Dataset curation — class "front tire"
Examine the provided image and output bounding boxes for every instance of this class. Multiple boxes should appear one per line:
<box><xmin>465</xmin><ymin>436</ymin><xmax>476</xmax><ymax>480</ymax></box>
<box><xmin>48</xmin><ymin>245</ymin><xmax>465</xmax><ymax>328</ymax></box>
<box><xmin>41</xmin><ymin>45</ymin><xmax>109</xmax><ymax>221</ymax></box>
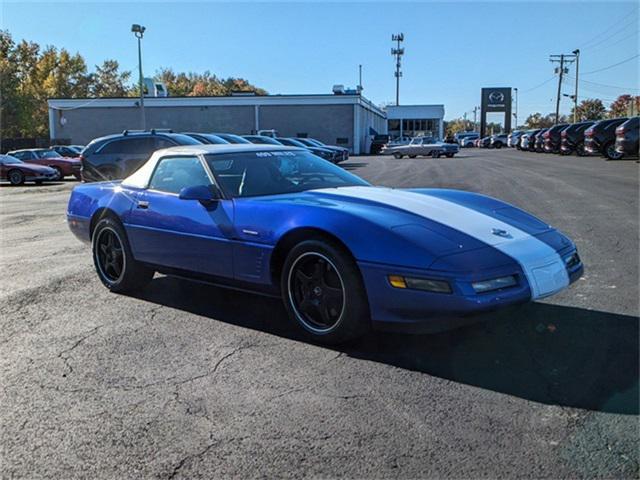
<box><xmin>393</xmin><ymin>152</ymin><xmax>403</xmax><ymax>159</ymax></box>
<box><xmin>52</xmin><ymin>166</ymin><xmax>64</xmax><ymax>180</ymax></box>
<box><xmin>8</xmin><ymin>170</ymin><xmax>24</xmax><ymax>186</ymax></box>
<box><xmin>92</xmin><ymin>218</ymin><xmax>154</xmax><ymax>293</ymax></box>
<box><xmin>575</xmin><ymin>141</ymin><xmax>587</xmax><ymax>157</ymax></box>
<box><xmin>281</xmin><ymin>240</ymin><xmax>370</xmax><ymax>344</ymax></box>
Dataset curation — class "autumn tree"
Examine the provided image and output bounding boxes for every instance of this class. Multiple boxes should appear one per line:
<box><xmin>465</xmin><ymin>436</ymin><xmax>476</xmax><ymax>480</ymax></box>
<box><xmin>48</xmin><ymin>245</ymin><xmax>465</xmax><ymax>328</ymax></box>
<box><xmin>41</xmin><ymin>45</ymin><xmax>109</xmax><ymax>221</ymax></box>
<box><xmin>91</xmin><ymin>60</ymin><xmax>131</xmax><ymax>97</ymax></box>
<box><xmin>570</xmin><ymin>98</ymin><xmax>606</xmax><ymax>122</ymax></box>
<box><xmin>608</xmin><ymin>94</ymin><xmax>640</xmax><ymax>118</ymax></box>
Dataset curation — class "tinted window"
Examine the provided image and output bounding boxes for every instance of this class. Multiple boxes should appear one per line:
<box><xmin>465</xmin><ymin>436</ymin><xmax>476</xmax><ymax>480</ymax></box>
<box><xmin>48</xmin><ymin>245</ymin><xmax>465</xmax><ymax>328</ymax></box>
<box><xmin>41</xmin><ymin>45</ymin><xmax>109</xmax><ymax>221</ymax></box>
<box><xmin>12</xmin><ymin>151</ymin><xmax>31</xmax><ymax>160</ymax></box>
<box><xmin>100</xmin><ymin>137</ymin><xmax>155</xmax><ymax>155</ymax></box>
<box><xmin>154</xmin><ymin>137</ymin><xmax>177</xmax><ymax>149</ymax></box>
<box><xmin>37</xmin><ymin>150</ymin><xmax>62</xmax><ymax>158</ymax></box>
<box><xmin>149</xmin><ymin>156</ymin><xmax>211</xmax><ymax>194</ymax></box>
<box><xmin>165</xmin><ymin>134</ymin><xmax>202</xmax><ymax>145</ymax></box>
<box><xmin>205</xmin><ymin>150</ymin><xmax>368</xmax><ymax>198</ymax></box>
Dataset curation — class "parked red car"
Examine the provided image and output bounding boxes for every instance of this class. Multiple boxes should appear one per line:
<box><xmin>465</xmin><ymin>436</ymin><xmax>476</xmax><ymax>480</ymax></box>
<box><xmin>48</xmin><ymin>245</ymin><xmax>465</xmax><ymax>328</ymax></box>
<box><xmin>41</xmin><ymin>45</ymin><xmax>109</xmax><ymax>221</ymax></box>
<box><xmin>7</xmin><ymin>148</ymin><xmax>81</xmax><ymax>180</ymax></box>
<box><xmin>0</xmin><ymin>154</ymin><xmax>58</xmax><ymax>185</ymax></box>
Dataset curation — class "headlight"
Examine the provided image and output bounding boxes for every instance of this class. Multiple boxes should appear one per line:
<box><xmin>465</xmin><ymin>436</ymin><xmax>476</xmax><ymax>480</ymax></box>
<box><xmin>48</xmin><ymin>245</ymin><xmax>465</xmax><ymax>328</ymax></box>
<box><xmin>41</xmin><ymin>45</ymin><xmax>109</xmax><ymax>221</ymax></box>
<box><xmin>472</xmin><ymin>275</ymin><xmax>518</xmax><ymax>293</ymax></box>
<box><xmin>388</xmin><ymin>275</ymin><xmax>452</xmax><ymax>294</ymax></box>
<box><xmin>564</xmin><ymin>252</ymin><xmax>580</xmax><ymax>269</ymax></box>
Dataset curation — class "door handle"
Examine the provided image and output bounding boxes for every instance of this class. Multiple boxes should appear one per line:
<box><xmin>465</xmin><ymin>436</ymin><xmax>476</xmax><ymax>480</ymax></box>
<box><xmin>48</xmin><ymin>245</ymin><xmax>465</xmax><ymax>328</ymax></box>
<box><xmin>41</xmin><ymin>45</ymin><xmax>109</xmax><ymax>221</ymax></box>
<box><xmin>137</xmin><ymin>200</ymin><xmax>149</xmax><ymax>209</ymax></box>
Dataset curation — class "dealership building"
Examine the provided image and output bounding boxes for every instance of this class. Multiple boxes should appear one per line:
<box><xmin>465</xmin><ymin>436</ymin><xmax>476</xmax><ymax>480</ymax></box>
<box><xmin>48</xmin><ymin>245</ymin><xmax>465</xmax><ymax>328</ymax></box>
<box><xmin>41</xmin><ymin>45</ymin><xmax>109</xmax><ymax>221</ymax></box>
<box><xmin>47</xmin><ymin>93</ymin><xmax>444</xmax><ymax>154</ymax></box>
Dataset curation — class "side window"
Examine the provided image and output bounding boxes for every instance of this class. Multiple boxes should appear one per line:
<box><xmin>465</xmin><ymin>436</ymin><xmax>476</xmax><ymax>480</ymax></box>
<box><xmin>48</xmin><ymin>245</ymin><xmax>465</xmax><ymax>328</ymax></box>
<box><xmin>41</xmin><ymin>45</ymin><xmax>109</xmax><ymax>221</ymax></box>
<box><xmin>13</xmin><ymin>152</ymin><xmax>29</xmax><ymax>160</ymax></box>
<box><xmin>100</xmin><ymin>137</ymin><xmax>156</xmax><ymax>155</ymax></box>
<box><xmin>148</xmin><ymin>156</ymin><xmax>211</xmax><ymax>194</ymax></box>
<box><xmin>154</xmin><ymin>137</ymin><xmax>176</xmax><ymax>149</ymax></box>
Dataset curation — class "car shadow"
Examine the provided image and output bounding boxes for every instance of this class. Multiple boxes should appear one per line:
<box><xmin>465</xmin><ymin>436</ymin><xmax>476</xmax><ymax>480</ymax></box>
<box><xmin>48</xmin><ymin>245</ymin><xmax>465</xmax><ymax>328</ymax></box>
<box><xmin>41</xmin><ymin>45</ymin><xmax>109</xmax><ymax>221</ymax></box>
<box><xmin>128</xmin><ymin>275</ymin><xmax>639</xmax><ymax>415</ymax></box>
<box><xmin>341</xmin><ymin>162</ymin><xmax>370</xmax><ymax>171</ymax></box>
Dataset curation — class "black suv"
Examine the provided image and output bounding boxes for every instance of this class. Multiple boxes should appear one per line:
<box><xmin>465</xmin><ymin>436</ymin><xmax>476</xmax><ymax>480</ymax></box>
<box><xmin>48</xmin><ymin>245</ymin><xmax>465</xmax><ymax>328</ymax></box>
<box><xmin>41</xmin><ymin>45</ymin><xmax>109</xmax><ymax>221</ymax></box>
<box><xmin>80</xmin><ymin>130</ymin><xmax>201</xmax><ymax>182</ymax></box>
<box><xmin>584</xmin><ymin>118</ymin><xmax>628</xmax><ymax>160</ymax></box>
<box><xmin>542</xmin><ymin>124</ymin><xmax>568</xmax><ymax>153</ymax></box>
<box><xmin>560</xmin><ymin>122</ymin><xmax>594</xmax><ymax>156</ymax></box>
<box><xmin>615</xmin><ymin>117</ymin><xmax>639</xmax><ymax>158</ymax></box>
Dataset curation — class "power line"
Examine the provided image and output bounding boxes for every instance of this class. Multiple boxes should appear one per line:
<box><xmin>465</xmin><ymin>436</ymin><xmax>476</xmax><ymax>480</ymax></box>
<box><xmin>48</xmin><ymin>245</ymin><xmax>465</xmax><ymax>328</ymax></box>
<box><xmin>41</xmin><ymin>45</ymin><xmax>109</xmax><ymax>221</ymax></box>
<box><xmin>579</xmin><ymin>6</ymin><xmax>639</xmax><ymax>48</ymax></box>
<box><xmin>565</xmin><ymin>75</ymin><xmax>640</xmax><ymax>92</ymax></box>
<box><xmin>581</xmin><ymin>16</ymin><xmax>638</xmax><ymax>51</ymax></box>
<box><xmin>582</xmin><ymin>54</ymin><xmax>640</xmax><ymax>75</ymax></box>
<box><xmin>520</xmin><ymin>76</ymin><xmax>556</xmax><ymax>93</ymax></box>
<box><xmin>584</xmin><ymin>28</ymin><xmax>639</xmax><ymax>53</ymax></box>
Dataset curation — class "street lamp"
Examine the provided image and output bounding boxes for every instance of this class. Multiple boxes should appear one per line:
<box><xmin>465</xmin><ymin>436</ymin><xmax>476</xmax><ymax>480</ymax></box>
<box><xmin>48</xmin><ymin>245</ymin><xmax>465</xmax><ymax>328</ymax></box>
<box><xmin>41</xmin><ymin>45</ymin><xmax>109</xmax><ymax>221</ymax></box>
<box><xmin>572</xmin><ymin>49</ymin><xmax>580</xmax><ymax>123</ymax></box>
<box><xmin>513</xmin><ymin>87</ymin><xmax>518</xmax><ymax>129</ymax></box>
<box><xmin>131</xmin><ymin>24</ymin><xmax>146</xmax><ymax>130</ymax></box>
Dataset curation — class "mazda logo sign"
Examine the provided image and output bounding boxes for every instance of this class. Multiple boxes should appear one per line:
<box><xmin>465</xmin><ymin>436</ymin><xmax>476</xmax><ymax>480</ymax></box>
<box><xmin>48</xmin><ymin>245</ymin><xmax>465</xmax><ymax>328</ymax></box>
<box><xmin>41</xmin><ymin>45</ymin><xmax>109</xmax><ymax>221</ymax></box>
<box><xmin>489</xmin><ymin>91</ymin><xmax>505</xmax><ymax>103</ymax></box>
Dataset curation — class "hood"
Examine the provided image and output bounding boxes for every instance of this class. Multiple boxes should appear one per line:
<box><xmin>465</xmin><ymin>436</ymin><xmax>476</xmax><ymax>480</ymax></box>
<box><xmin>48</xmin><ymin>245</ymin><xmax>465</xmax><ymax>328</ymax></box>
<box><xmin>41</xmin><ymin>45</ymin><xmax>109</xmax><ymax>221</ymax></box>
<box><xmin>15</xmin><ymin>163</ymin><xmax>56</xmax><ymax>174</ymax></box>
<box><xmin>306</xmin><ymin>186</ymin><xmax>555</xmax><ymax>251</ymax></box>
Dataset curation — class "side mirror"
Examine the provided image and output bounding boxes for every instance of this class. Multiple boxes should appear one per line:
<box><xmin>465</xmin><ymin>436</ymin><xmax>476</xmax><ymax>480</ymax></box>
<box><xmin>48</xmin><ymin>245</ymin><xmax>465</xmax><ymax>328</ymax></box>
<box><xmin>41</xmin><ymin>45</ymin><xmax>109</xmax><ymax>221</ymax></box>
<box><xmin>179</xmin><ymin>185</ymin><xmax>219</xmax><ymax>204</ymax></box>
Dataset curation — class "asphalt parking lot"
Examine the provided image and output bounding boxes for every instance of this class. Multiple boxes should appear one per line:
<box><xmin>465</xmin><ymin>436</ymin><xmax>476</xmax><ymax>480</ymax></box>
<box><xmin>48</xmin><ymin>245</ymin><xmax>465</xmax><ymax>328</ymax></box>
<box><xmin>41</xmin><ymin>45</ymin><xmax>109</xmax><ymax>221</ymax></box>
<box><xmin>1</xmin><ymin>148</ymin><xmax>638</xmax><ymax>479</ymax></box>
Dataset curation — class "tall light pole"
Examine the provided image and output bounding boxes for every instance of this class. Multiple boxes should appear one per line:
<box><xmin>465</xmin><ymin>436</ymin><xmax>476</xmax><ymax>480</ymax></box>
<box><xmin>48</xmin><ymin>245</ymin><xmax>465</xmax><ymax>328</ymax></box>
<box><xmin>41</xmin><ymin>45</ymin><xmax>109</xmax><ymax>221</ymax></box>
<box><xmin>132</xmin><ymin>24</ymin><xmax>146</xmax><ymax>130</ymax></box>
<box><xmin>572</xmin><ymin>49</ymin><xmax>580</xmax><ymax>123</ymax></box>
<box><xmin>513</xmin><ymin>87</ymin><xmax>518</xmax><ymax>129</ymax></box>
<box><xmin>391</xmin><ymin>33</ymin><xmax>404</xmax><ymax>106</ymax></box>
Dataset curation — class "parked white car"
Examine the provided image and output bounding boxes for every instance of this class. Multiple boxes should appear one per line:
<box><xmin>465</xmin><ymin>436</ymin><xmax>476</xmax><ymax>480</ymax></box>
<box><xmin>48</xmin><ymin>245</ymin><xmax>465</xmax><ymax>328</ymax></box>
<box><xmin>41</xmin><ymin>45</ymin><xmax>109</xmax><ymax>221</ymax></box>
<box><xmin>382</xmin><ymin>136</ymin><xmax>459</xmax><ymax>158</ymax></box>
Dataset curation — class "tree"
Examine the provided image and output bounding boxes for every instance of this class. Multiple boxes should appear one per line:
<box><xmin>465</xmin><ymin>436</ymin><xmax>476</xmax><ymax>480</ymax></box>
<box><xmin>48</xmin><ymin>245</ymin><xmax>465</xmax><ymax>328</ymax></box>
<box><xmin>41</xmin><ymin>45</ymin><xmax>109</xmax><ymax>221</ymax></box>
<box><xmin>91</xmin><ymin>60</ymin><xmax>131</xmax><ymax>97</ymax></box>
<box><xmin>443</xmin><ymin>117</ymin><xmax>474</xmax><ymax>136</ymax></box>
<box><xmin>608</xmin><ymin>94</ymin><xmax>640</xmax><ymax>118</ymax></box>
<box><xmin>570</xmin><ymin>98</ymin><xmax>606</xmax><ymax>122</ymax></box>
<box><xmin>525</xmin><ymin>112</ymin><xmax>554</xmax><ymax>128</ymax></box>
<box><xmin>155</xmin><ymin>67</ymin><xmax>267</xmax><ymax>97</ymax></box>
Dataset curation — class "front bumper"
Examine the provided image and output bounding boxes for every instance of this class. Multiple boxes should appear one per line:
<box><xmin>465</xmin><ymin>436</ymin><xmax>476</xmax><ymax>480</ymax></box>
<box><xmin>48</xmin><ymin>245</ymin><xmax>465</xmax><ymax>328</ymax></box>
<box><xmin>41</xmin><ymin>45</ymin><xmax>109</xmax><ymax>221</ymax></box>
<box><xmin>358</xmin><ymin>251</ymin><xmax>583</xmax><ymax>333</ymax></box>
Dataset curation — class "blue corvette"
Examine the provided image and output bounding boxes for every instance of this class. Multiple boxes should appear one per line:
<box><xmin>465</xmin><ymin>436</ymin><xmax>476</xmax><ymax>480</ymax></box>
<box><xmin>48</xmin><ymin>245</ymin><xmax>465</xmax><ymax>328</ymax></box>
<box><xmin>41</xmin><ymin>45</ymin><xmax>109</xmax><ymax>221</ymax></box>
<box><xmin>67</xmin><ymin>144</ymin><xmax>583</xmax><ymax>343</ymax></box>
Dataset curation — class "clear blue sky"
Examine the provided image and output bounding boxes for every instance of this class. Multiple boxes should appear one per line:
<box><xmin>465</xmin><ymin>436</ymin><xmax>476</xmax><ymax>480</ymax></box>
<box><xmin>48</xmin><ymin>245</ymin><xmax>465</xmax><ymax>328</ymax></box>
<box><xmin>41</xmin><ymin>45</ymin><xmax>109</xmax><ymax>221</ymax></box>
<box><xmin>3</xmin><ymin>1</ymin><xmax>639</xmax><ymax>122</ymax></box>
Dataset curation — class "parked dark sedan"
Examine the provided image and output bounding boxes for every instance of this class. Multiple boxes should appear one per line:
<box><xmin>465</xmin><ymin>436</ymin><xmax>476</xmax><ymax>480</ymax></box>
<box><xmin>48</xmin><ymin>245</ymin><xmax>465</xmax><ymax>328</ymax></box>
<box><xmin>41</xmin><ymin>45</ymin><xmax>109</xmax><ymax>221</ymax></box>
<box><xmin>183</xmin><ymin>133</ymin><xmax>230</xmax><ymax>144</ymax></box>
<box><xmin>615</xmin><ymin>117</ymin><xmax>639</xmax><ymax>157</ymax></box>
<box><xmin>294</xmin><ymin>138</ymin><xmax>349</xmax><ymax>162</ymax></box>
<box><xmin>560</xmin><ymin>122</ymin><xmax>595</xmax><ymax>156</ymax></box>
<box><xmin>210</xmin><ymin>133</ymin><xmax>252</xmax><ymax>144</ymax></box>
<box><xmin>585</xmin><ymin>117</ymin><xmax>628</xmax><ymax>160</ymax></box>
<box><xmin>0</xmin><ymin>154</ymin><xmax>58</xmax><ymax>185</ymax></box>
<box><xmin>543</xmin><ymin>124</ymin><xmax>569</xmax><ymax>153</ymax></box>
<box><xmin>51</xmin><ymin>145</ymin><xmax>82</xmax><ymax>158</ymax></box>
<box><xmin>7</xmin><ymin>148</ymin><xmax>81</xmax><ymax>179</ymax></box>
<box><xmin>534</xmin><ymin>129</ymin><xmax>548</xmax><ymax>152</ymax></box>
<box><xmin>275</xmin><ymin>137</ymin><xmax>338</xmax><ymax>163</ymax></box>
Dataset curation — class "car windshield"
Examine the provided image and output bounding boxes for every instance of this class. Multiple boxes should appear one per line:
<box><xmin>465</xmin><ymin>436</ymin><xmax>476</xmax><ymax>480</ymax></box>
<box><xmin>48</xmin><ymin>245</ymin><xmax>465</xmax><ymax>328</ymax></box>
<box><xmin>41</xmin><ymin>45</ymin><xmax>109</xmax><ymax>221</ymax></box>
<box><xmin>205</xmin><ymin>150</ymin><xmax>368</xmax><ymax>198</ymax></box>
<box><xmin>37</xmin><ymin>150</ymin><xmax>62</xmax><ymax>158</ymax></box>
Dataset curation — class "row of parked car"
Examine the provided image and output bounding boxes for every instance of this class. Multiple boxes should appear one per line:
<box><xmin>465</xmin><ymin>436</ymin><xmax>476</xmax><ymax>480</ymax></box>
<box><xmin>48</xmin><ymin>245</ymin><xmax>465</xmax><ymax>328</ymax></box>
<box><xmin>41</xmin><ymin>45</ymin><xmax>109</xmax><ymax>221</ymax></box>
<box><xmin>456</xmin><ymin>116</ymin><xmax>639</xmax><ymax>160</ymax></box>
<box><xmin>0</xmin><ymin>130</ymin><xmax>348</xmax><ymax>185</ymax></box>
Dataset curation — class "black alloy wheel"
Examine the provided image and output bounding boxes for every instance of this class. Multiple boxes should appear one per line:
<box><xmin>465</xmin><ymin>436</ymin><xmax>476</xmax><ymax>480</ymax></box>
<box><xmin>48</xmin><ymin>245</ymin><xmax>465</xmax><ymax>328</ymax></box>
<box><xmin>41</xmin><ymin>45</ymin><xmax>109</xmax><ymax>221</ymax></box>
<box><xmin>289</xmin><ymin>252</ymin><xmax>345</xmax><ymax>333</ymax></box>
<box><xmin>282</xmin><ymin>240</ymin><xmax>370</xmax><ymax>343</ymax></box>
<box><xmin>92</xmin><ymin>217</ymin><xmax>154</xmax><ymax>292</ymax></box>
<box><xmin>604</xmin><ymin>142</ymin><xmax>623</xmax><ymax>161</ymax></box>
<box><xmin>95</xmin><ymin>227</ymin><xmax>125</xmax><ymax>284</ymax></box>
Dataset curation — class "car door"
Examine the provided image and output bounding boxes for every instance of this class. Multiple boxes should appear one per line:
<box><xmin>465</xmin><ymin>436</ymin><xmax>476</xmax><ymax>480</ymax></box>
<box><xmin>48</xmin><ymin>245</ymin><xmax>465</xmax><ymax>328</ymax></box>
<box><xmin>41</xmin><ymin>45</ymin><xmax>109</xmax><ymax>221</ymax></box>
<box><xmin>126</xmin><ymin>154</ymin><xmax>235</xmax><ymax>278</ymax></box>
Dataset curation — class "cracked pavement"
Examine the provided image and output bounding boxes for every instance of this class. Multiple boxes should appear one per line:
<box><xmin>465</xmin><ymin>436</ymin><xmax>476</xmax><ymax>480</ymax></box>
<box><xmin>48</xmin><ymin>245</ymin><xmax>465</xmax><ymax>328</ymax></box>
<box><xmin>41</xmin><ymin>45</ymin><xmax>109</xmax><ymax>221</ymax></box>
<box><xmin>1</xmin><ymin>150</ymin><xmax>638</xmax><ymax>478</ymax></box>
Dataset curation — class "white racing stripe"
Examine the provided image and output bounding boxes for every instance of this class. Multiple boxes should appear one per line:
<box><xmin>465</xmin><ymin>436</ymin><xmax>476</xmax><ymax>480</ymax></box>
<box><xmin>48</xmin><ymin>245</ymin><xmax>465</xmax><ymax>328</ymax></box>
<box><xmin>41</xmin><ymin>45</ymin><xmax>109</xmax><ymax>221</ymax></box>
<box><xmin>316</xmin><ymin>186</ymin><xmax>570</xmax><ymax>299</ymax></box>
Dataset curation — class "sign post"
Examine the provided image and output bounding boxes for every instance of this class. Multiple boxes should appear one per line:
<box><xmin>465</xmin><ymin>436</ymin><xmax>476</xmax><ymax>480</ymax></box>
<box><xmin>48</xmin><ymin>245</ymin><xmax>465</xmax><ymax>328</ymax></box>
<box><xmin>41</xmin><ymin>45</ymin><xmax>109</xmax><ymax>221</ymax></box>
<box><xmin>480</xmin><ymin>87</ymin><xmax>513</xmax><ymax>138</ymax></box>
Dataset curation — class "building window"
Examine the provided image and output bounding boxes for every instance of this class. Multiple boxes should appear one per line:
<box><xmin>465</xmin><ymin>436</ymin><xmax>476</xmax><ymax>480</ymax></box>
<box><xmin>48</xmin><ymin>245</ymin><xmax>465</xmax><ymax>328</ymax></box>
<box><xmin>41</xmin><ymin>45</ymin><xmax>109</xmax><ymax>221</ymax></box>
<box><xmin>336</xmin><ymin>138</ymin><xmax>349</xmax><ymax>145</ymax></box>
<box><xmin>388</xmin><ymin>120</ymin><xmax>400</xmax><ymax>131</ymax></box>
<box><xmin>296</xmin><ymin>133</ymin><xmax>308</xmax><ymax>138</ymax></box>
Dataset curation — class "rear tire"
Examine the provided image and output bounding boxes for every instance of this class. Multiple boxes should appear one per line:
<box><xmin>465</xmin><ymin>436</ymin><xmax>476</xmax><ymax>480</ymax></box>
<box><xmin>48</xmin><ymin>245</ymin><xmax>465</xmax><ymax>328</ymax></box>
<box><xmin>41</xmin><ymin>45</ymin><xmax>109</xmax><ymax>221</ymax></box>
<box><xmin>393</xmin><ymin>153</ymin><xmax>403</xmax><ymax>159</ymax></box>
<box><xmin>92</xmin><ymin>217</ymin><xmax>154</xmax><ymax>293</ymax></box>
<box><xmin>604</xmin><ymin>141</ymin><xmax>623</xmax><ymax>161</ymax></box>
<box><xmin>408</xmin><ymin>155</ymin><xmax>417</xmax><ymax>159</ymax></box>
<box><xmin>281</xmin><ymin>239</ymin><xmax>370</xmax><ymax>344</ymax></box>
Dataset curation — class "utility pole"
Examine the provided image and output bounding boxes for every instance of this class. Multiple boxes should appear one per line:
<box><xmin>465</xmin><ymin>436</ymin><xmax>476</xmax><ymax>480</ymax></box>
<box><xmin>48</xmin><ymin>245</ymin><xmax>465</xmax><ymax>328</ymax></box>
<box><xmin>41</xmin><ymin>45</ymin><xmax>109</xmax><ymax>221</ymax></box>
<box><xmin>513</xmin><ymin>87</ymin><xmax>518</xmax><ymax>128</ymax></box>
<box><xmin>550</xmin><ymin>53</ymin><xmax>576</xmax><ymax>125</ymax></box>
<box><xmin>358</xmin><ymin>64</ymin><xmax>363</xmax><ymax>92</ymax></box>
<box><xmin>391</xmin><ymin>33</ymin><xmax>404</xmax><ymax>106</ymax></box>
<box><xmin>572</xmin><ymin>49</ymin><xmax>580</xmax><ymax>123</ymax></box>
<box><xmin>473</xmin><ymin>106</ymin><xmax>479</xmax><ymax>131</ymax></box>
<box><xmin>131</xmin><ymin>24</ymin><xmax>146</xmax><ymax>130</ymax></box>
